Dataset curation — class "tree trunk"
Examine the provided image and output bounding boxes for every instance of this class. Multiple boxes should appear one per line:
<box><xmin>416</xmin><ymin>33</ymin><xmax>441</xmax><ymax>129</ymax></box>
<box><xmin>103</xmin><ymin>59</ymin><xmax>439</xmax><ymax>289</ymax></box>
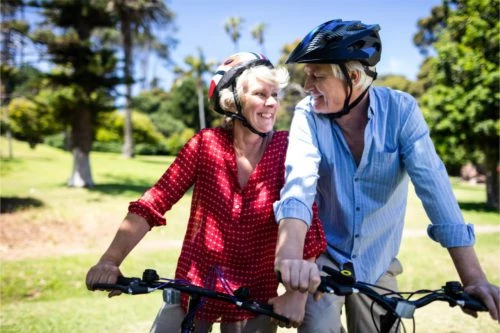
<box><xmin>121</xmin><ymin>19</ymin><xmax>134</xmax><ymax>158</ymax></box>
<box><xmin>122</xmin><ymin>83</ymin><xmax>134</xmax><ymax>158</ymax></box>
<box><xmin>485</xmin><ymin>155</ymin><xmax>499</xmax><ymax>210</ymax></box>
<box><xmin>67</xmin><ymin>147</ymin><xmax>94</xmax><ymax>188</ymax></box>
<box><xmin>197</xmin><ymin>79</ymin><xmax>206</xmax><ymax>130</ymax></box>
<box><xmin>67</xmin><ymin>107</ymin><xmax>94</xmax><ymax>187</ymax></box>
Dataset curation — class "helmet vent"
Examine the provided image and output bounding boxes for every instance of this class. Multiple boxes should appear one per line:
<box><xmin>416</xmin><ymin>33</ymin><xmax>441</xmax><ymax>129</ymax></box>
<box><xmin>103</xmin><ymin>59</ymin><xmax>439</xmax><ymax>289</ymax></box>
<box><xmin>306</xmin><ymin>31</ymin><xmax>342</xmax><ymax>52</ymax></box>
<box><xmin>347</xmin><ymin>22</ymin><xmax>365</xmax><ymax>31</ymax></box>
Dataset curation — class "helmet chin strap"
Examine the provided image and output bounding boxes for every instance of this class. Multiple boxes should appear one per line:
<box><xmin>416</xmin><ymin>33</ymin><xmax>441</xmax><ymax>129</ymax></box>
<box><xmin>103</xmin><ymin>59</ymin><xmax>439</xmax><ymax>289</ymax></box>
<box><xmin>231</xmin><ymin>81</ymin><xmax>268</xmax><ymax>138</ymax></box>
<box><xmin>325</xmin><ymin>64</ymin><xmax>373</xmax><ymax>119</ymax></box>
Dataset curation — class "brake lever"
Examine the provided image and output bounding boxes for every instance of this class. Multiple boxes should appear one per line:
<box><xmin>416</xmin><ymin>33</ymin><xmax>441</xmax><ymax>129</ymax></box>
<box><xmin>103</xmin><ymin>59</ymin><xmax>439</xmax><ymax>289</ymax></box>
<box><xmin>443</xmin><ymin>281</ymin><xmax>488</xmax><ymax>311</ymax></box>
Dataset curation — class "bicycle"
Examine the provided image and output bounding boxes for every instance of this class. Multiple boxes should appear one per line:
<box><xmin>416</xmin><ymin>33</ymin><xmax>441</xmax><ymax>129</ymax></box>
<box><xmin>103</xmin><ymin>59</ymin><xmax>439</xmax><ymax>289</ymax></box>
<box><xmin>315</xmin><ymin>264</ymin><xmax>488</xmax><ymax>333</ymax></box>
<box><xmin>92</xmin><ymin>268</ymin><xmax>290</xmax><ymax>333</ymax></box>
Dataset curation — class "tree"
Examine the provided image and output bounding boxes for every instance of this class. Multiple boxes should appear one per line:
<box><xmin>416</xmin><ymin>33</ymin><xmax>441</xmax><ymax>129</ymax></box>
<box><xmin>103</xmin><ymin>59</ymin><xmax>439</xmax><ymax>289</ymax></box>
<box><xmin>274</xmin><ymin>40</ymin><xmax>306</xmax><ymax>130</ymax></box>
<box><xmin>251</xmin><ymin>22</ymin><xmax>267</xmax><ymax>54</ymax></box>
<box><xmin>413</xmin><ymin>2</ymin><xmax>450</xmax><ymax>57</ymax></box>
<box><xmin>1</xmin><ymin>0</ymin><xmax>30</xmax><ymax>158</ymax></box>
<box><xmin>374</xmin><ymin>74</ymin><xmax>423</xmax><ymax>98</ymax></box>
<box><xmin>165</xmin><ymin>76</ymin><xmax>210</xmax><ymax>130</ymax></box>
<box><xmin>29</xmin><ymin>0</ymin><xmax>119</xmax><ymax>187</ymax></box>
<box><xmin>174</xmin><ymin>47</ymin><xmax>214</xmax><ymax>130</ymax></box>
<box><xmin>130</xmin><ymin>87</ymin><xmax>185</xmax><ymax>137</ymax></box>
<box><xmin>7</xmin><ymin>93</ymin><xmax>62</xmax><ymax>148</ymax></box>
<box><xmin>224</xmin><ymin>16</ymin><xmax>243</xmax><ymax>52</ymax></box>
<box><xmin>106</xmin><ymin>0</ymin><xmax>176</xmax><ymax>158</ymax></box>
<box><xmin>135</xmin><ymin>28</ymin><xmax>175</xmax><ymax>90</ymax></box>
<box><xmin>415</xmin><ymin>0</ymin><xmax>499</xmax><ymax>208</ymax></box>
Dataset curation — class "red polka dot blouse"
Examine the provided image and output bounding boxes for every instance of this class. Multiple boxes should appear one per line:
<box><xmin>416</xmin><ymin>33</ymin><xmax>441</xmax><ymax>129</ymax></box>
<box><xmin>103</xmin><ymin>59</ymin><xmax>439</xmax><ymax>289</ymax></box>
<box><xmin>129</xmin><ymin>127</ymin><xmax>326</xmax><ymax>322</ymax></box>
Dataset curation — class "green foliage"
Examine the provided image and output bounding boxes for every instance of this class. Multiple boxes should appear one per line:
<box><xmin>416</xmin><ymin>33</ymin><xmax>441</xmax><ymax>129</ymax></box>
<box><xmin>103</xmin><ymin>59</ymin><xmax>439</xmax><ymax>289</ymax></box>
<box><xmin>165</xmin><ymin>128</ymin><xmax>195</xmax><ymax>155</ymax></box>
<box><xmin>131</xmin><ymin>112</ymin><xmax>166</xmax><ymax>145</ymax></box>
<box><xmin>173</xmin><ymin>47</ymin><xmax>216</xmax><ymax>129</ymax></box>
<box><xmin>149</xmin><ymin>111</ymin><xmax>186</xmax><ymax>137</ymax></box>
<box><xmin>275</xmin><ymin>40</ymin><xmax>306</xmax><ymax>131</ymax></box>
<box><xmin>91</xmin><ymin>141</ymin><xmax>122</xmax><ymax>153</ymax></box>
<box><xmin>5</xmin><ymin>65</ymin><xmax>44</xmax><ymax>100</ymax></box>
<box><xmin>44</xmin><ymin>132</ymin><xmax>68</xmax><ymax>150</ymax></box>
<box><xmin>130</xmin><ymin>88</ymin><xmax>186</xmax><ymax>137</ymax></box>
<box><xmin>5</xmin><ymin>97</ymin><xmax>62</xmax><ymax>148</ymax></box>
<box><xmin>416</xmin><ymin>0</ymin><xmax>499</xmax><ymax>206</ymax></box>
<box><xmin>130</xmin><ymin>88</ymin><xmax>170</xmax><ymax>115</ymax></box>
<box><xmin>164</xmin><ymin>77</ymin><xmax>209</xmax><ymax>129</ymax></box>
<box><xmin>375</xmin><ymin>75</ymin><xmax>423</xmax><ymax>98</ymax></box>
<box><xmin>224</xmin><ymin>16</ymin><xmax>244</xmax><ymax>50</ymax></box>
<box><xmin>94</xmin><ymin>110</ymin><xmax>168</xmax><ymax>154</ymax></box>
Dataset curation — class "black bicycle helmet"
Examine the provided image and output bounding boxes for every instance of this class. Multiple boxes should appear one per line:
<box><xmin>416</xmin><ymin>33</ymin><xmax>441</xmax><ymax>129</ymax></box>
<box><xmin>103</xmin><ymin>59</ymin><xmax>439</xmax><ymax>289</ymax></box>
<box><xmin>208</xmin><ymin>52</ymin><xmax>274</xmax><ymax>137</ymax></box>
<box><xmin>286</xmin><ymin>19</ymin><xmax>381</xmax><ymax>66</ymax></box>
<box><xmin>286</xmin><ymin>19</ymin><xmax>381</xmax><ymax>119</ymax></box>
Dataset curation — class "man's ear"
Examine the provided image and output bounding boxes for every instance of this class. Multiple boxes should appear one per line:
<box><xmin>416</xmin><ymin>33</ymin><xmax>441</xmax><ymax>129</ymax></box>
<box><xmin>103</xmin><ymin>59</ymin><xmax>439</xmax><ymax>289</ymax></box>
<box><xmin>350</xmin><ymin>70</ymin><xmax>361</xmax><ymax>85</ymax></box>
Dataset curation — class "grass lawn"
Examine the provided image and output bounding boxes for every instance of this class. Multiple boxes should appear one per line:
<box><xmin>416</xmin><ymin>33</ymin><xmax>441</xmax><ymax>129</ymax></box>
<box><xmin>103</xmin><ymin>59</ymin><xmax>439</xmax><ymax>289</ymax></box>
<box><xmin>0</xmin><ymin>137</ymin><xmax>499</xmax><ymax>333</ymax></box>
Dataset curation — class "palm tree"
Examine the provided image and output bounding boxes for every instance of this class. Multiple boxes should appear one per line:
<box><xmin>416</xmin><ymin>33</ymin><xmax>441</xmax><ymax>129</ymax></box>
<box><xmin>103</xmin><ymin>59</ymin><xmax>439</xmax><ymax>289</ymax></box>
<box><xmin>174</xmin><ymin>47</ymin><xmax>215</xmax><ymax>130</ymax></box>
<box><xmin>224</xmin><ymin>16</ymin><xmax>244</xmax><ymax>52</ymax></box>
<box><xmin>106</xmin><ymin>0</ymin><xmax>175</xmax><ymax>158</ymax></box>
<box><xmin>251</xmin><ymin>22</ymin><xmax>267</xmax><ymax>55</ymax></box>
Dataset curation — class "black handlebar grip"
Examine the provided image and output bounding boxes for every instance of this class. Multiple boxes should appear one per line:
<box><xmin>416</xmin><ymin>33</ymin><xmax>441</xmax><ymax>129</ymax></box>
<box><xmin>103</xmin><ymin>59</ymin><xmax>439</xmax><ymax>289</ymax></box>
<box><xmin>92</xmin><ymin>282</ymin><xmax>129</xmax><ymax>293</ymax></box>
<box><xmin>92</xmin><ymin>276</ymin><xmax>141</xmax><ymax>293</ymax></box>
<box><xmin>116</xmin><ymin>276</ymin><xmax>140</xmax><ymax>286</ymax></box>
<box><xmin>462</xmin><ymin>294</ymin><xmax>488</xmax><ymax>312</ymax></box>
<box><xmin>244</xmin><ymin>303</ymin><xmax>290</xmax><ymax>325</ymax></box>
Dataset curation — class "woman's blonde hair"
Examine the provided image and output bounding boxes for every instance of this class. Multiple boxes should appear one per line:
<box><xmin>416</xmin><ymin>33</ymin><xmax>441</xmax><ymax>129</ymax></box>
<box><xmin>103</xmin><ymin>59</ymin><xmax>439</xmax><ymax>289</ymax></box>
<box><xmin>218</xmin><ymin>65</ymin><xmax>289</xmax><ymax>113</ymax></box>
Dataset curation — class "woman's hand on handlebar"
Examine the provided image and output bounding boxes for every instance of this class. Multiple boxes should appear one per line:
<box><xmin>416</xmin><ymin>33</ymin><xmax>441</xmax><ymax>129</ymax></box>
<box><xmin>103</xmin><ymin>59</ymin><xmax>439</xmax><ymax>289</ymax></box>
<box><xmin>85</xmin><ymin>260</ymin><xmax>123</xmax><ymax>298</ymax></box>
<box><xmin>269</xmin><ymin>289</ymin><xmax>308</xmax><ymax>328</ymax></box>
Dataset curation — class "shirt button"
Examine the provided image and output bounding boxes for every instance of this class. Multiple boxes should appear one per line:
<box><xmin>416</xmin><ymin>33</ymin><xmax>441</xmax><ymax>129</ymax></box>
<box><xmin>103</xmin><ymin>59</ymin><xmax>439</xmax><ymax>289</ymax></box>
<box><xmin>354</xmin><ymin>177</ymin><xmax>359</xmax><ymax>182</ymax></box>
<box><xmin>356</xmin><ymin>207</ymin><xmax>360</xmax><ymax>211</ymax></box>
<box><xmin>355</xmin><ymin>234</ymin><xmax>360</xmax><ymax>238</ymax></box>
<box><xmin>234</xmin><ymin>204</ymin><xmax>240</xmax><ymax>209</ymax></box>
<box><xmin>352</xmin><ymin>255</ymin><xmax>357</xmax><ymax>258</ymax></box>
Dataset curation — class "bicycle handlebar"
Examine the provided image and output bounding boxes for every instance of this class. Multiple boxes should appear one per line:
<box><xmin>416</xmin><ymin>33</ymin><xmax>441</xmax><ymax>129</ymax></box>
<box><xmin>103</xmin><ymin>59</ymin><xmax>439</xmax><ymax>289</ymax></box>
<box><xmin>93</xmin><ymin>269</ymin><xmax>290</xmax><ymax>325</ymax></box>
<box><xmin>317</xmin><ymin>264</ymin><xmax>488</xmax><ymax>317</ymax></box>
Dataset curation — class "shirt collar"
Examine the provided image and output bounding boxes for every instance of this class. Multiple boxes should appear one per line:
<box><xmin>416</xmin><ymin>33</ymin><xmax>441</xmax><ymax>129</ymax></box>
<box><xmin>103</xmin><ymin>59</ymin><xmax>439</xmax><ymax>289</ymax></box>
<box><xmin>367</xmin><ymin>87</ymin><xmax>376</xmax><ymax>119</ymax></box>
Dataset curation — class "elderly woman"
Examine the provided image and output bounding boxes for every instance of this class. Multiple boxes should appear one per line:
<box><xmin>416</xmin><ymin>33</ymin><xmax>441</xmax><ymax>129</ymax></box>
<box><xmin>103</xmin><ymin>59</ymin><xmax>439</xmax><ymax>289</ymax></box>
<box><xmin>86</xmin><ymin>52</ymin><xmax>326</xmax><ymax>333</ymax></box>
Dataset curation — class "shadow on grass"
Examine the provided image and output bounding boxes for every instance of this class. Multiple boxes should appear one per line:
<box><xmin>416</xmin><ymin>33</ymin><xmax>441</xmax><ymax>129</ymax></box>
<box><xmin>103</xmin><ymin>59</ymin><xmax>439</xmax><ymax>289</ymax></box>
<box><xmin>458</xmin><ymin>201</ymin><xmax>498</xmax><ymax>213</ymax></box>
<box><xmin>89</xmin><ymin>183</ymin><xmax>150</xmax><ymax>196</ymax></box>
<box><xmin>88</xmin><ymin>182</ymin><xmax>193</xmax><ymax>197</ymax></box>
<box><xmin>0</xmin><ymin>196</ymin><xmax>44</xmax><ymax>213</ymax></box>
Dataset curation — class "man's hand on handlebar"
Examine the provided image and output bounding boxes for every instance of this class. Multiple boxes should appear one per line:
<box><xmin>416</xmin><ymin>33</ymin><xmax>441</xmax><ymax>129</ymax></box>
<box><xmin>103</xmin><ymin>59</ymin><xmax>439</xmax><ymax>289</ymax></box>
<box><xmin>275</xmin><ymin>259</ymin><xmax>321</xmax><ymax>296</ymax></box>
<box><xmin>463</xmin><ymin>279</ymin><xmax>500</xmax><ymax>321</ymax></box>
<box><xmin>85</xmin><ymin>260</ymin><xmax>123</xmax><ymax>298</ymax></box>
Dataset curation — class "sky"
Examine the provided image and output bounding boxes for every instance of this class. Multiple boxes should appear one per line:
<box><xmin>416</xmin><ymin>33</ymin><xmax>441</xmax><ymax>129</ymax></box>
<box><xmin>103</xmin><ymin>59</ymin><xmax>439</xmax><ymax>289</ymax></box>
<box><xmin>149</xmin><ymin>0</ymin><xmax>443</xmax><ymax>91</ymax></box>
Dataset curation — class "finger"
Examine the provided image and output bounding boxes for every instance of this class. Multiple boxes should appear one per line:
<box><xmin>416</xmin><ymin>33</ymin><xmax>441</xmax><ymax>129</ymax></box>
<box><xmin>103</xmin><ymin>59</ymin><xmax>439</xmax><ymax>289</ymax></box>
<box><xmin>308</xmin><ymin>266</ymin><xmax>321</xmax><ymax>293</ymax></box>
<box><xmin>278</xmin><ymin>264</ymin><xmax>291</xmax><ymax>289</ymax></box>
<box><xmin>85</xmin><ymin>272</ymin><xmax>94</xmax><ymax>290</ymax></box>
<box><xmin>86</xmin><ymin>270</ymin><xmax>100</xmax><ymax>291</ymax></box>
<box><xmin>313</xmin><ymin>291</ymin><xmax>324</xmax><ymax>301</ymax></box>
<box><xmin>466</xmin><ymin>284</ymin><xmax>499</xmax><ymax>321</ymax></box>
<box><xmin>290</xmin><ymin>263</ymin><xmax>304</xmax><ymax>292</ymax></box>
<box><xmin>461</xmin><ymin>307</ymin><xmax>478</xmax><ymax>318</ymax></box>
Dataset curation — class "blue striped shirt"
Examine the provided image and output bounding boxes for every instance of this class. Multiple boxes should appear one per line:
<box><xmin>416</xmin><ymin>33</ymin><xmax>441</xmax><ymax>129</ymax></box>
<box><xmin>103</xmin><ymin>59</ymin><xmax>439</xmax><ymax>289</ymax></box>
<box><xmin>273</xmin><ymin>86</ymin><xmax>475</xmax><ymax>284</ymax></box>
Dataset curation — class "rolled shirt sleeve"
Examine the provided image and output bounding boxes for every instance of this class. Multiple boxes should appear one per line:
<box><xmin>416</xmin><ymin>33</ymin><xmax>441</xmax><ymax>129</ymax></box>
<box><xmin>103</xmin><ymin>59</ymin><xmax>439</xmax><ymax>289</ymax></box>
<box><xmin>427</xmin><ymin>223</ymin><xmax>475</xmax><ymax>247</ymax></box>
